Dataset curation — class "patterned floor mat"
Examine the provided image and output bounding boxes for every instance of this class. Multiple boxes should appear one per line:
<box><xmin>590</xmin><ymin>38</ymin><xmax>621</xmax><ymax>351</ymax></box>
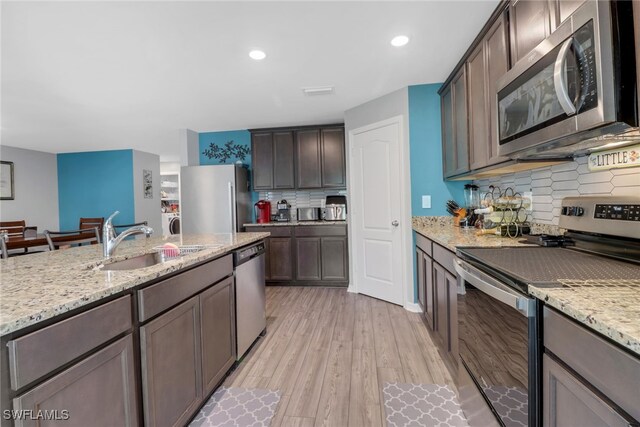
<box><xmin>482</xmin><ymin>385</ymin><xmax>528</xmax><ymax>427</ymax></box>
<box><xmin>383</xmin><ymin>383</ymin><xmax>469</xmax><ymax>427</ymax></box>
<box><xmin>189</xmin><ymin>387</ymin><xmax>281</xmax><ymax>427</ymax></box>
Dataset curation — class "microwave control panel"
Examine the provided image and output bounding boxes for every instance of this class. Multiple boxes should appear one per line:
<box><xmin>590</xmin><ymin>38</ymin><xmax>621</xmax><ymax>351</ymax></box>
<box><xmin>574</xmin><ymin>20</ymin><xmax>598</xmax><ymax>113</ymax></box>
<box><xmin>594</xmin><ymin>204</ymin><xmax>640</xmax><ymax>221</ymax></box>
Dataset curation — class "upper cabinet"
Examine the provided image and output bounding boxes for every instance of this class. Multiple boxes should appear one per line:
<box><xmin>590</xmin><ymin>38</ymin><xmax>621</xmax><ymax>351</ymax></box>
<box><xmin>509</xmin><ymin>0</ymin><xmax>552</xmax><ymax>64</ymax></box>
<box><xmin>468</xmin><ymin>11</ymin><xmax>510</xmax><ymax>170</ymax></box>
<box><xmin>251</xmin><ymin>131</ymin><xmax>295</xmax><ymax>190</ymax></box>
<box><xmin>251</xmin><ymin>125</ymin><xmax>345</xmax><ymax>191</ymax></box>
<box><xmin>441</xmin><ymin>67</ymin><xmax>469</xmax><ymax>178</ymax></box>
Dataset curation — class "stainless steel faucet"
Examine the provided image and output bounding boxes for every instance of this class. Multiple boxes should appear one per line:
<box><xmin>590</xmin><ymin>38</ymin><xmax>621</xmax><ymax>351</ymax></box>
<box><xmin>103</xmin><ymin>211</ymin><xmax>153</xmax><ymax>258</ymax></box>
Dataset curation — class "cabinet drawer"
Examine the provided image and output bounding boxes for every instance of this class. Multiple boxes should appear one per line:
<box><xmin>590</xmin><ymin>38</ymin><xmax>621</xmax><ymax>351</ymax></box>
<box><xmin>245</xmin><ymin>226</ymin><xmax>291</xmax><ymax>237</ymax></box>
<box><xmin>433</xmin><ymin>243</ymin><xmax>456</xmax><ymax>275</ymax></box>
<box><xmin>544</xmin><ymin>307</ymin><xmax>640</xmax><ymax>421</ymax></box>
<box><xmin>8</xmin><ymin>296</ymin><xmax>132</xmax><ymax>391</ymax></box>
<box><xmin>415</xmin><ymin>233</ymin><xmax>432</xmax><ymax>256</ymax></box>
<box><xmin>13</xmin><ymin>335</ymin><xmax>138</xmax><ymax>427</ymax></box>
<box><xmin>138</xmin><ymin>255</ymin><xmax>232</xmax><ymax>322</ymax></box>
<box><xmin>295</xmin><ymin>225</ymin><xmax>346</xmax><ymax>237</ymax></box>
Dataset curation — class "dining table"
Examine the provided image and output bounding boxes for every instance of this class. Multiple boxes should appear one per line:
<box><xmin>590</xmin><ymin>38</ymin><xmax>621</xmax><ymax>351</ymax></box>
<box><xmin>5</xmin><ymin>232</ymin><xmax>99</xmax><ymax>251</ymax></box>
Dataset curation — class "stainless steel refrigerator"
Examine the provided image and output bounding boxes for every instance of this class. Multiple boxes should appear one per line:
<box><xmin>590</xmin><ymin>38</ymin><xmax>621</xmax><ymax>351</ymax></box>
<box><xmin>180</xmin><ymin>164</ymin><xmax>251</xmax><ymax>234</ymax></box>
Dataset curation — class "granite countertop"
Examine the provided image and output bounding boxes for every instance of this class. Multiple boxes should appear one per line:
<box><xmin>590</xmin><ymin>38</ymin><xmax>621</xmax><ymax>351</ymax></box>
<box><xmin>529</xmin><ymin>281</ymin><xmax>640</xmax><ymax>356</ymax></box>
<box><xmin>412</xmin><ymin>216</ymin><xmax>534</xmax><ymax>252</ymax></box>
<box><xmin>244</xmin><ymin>221</ymin><xmax>347</xmax><ymax>227</ymax></box>
<box><xmin>413</xmin><ymin>216</ymin><xmax>640</xmax><ymax>356</ymax></box>
<box><xmin>0</xmin><ymin>232</ymin><xmax>269</xmax><ymax>336</ymax></box>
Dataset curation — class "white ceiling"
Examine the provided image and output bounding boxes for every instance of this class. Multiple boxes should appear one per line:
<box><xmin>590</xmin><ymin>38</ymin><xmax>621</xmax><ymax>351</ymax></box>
<box><xmin>1</xmin><ymin>1</ymin><xmax>498</xmax><ymax>161</ymax></box>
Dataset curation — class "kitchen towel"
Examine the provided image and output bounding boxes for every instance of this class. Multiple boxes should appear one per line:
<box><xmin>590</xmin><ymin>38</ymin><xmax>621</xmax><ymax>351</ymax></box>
<box><xmin>189</xmin><ymin>386</ymin><xmax>281</xmax><ymax>427</ymax></box>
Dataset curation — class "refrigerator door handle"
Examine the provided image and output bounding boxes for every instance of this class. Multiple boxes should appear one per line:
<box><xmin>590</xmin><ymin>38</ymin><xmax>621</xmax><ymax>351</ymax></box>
<box><xmin>228</xmin><ymin>182</ymin><xmax>236</xmax><ymax>233</ymax></box>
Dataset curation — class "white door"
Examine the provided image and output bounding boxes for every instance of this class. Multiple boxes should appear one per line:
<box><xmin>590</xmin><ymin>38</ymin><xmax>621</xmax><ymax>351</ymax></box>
<box><xmin>350</xmin><ymin>119</ymin><xmax>404</xmax><ymax>305</ymax></box>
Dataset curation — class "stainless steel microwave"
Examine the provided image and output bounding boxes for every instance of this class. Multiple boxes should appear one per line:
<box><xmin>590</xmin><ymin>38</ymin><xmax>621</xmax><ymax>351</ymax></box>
<box><xmin>496</xmin><ymin>0</ymin><xmax>638</xmax><ymax>159</ymax></box>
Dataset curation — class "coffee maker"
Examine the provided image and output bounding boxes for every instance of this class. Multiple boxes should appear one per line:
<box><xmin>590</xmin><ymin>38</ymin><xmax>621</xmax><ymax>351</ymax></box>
<box><xmin>275</xmin><ymin>199</ymin><xmax>291</xmax><ymax>222</ymax></box>
<box><xmin>254</xmin><ymin>200</ymin><xmax>271</xmax><ymax>224</ymax></box>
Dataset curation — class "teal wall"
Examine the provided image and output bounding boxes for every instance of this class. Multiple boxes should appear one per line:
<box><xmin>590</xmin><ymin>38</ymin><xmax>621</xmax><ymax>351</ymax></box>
<box><xmin>57</xmin><ymin>150</ymin><xmax>135</xmax><ymax>231</ymax></box>
<box><xmin>408</xmin><ymin>84</ymin><xmax>466</xmax><ymax>215</ymax></box>
<box><xmin>408</xmin><ymin>84</ymin><xmax>468</xmax><ymax>302</ymax></box>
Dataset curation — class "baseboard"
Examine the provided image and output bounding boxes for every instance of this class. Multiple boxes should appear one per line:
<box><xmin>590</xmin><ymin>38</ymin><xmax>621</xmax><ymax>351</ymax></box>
<box><xmin>347</xmin><ymin>284</ymin><xmax>356</xmax><ymax>293</ymax></box>
<box><xmin>404</xmin><ymin>302</ymin><xmax>422</xmax><ymax>313</ymax></box>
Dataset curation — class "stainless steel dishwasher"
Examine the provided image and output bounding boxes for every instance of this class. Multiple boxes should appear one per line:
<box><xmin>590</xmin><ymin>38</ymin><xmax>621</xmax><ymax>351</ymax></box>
<box><xmin>234</xmin><ymin>241</ymin><xmax>266</xmax><ymax>359</ymax></box>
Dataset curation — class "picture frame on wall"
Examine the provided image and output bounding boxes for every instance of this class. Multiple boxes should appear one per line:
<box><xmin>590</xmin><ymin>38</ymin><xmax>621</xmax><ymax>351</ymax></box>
<box><xmin>0</xmin><ymin>161</ymin><xmax>15</xmax><ymax>200</ymax></box>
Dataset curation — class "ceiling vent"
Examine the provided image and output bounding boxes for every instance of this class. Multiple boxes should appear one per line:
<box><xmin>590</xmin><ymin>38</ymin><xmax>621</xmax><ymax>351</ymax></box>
<box><xmin>302</xmin><ymin>86</ymin><xmax>335</xmax><ymax>96</ymax></box>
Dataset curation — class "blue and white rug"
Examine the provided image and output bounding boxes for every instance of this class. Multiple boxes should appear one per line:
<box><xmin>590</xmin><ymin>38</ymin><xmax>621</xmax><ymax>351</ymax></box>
<box><xmin>189</xmin><ymin>387</ymin><xmax>281</xmax><ymax>427</ymax></box>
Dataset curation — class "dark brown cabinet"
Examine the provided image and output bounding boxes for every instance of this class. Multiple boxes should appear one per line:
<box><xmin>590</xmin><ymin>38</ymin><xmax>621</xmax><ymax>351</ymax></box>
<box><xmin>416</xmin><ymin>248</ymin><xmax>426</xmax><ymax>312</ymax></box>
<box><xmin>269</xmin><ymin>237</ymin><xmax>294</xmax><ymax>281</ymax></box>
<box><xmin>509</xmin><ymin>0</ymin><xmax>552</xmax><ymax>64</ymax></box>
<box><xmin>251</xmin><ymin>132</ymin><xmax>274</xmax><ymax>190</ymax></box>
<box><xmin>296</xmin><ymin>237</ymin><xmax>322</xmax><ymax>280</ymax></box>
<box><xmin>245</xmin><ymin>224</ymin><xmax>348</xmax><ymax>286</ymax></box>
<box><xmin>321</xmin><ymin>237</ymin><xmax>348</xmax><ymax>281</ymax></box>
<box><xmin>296</xmin><ymin>129</ymin><xmax>322</xmax><ymax>189</ymax></box>
<box><xmin>141</xmin><ymin>296</ymin><xmax>203</xmax><ymax>427</ymax></box>
<box><xmin>441</xmin><ymin>67</ymin><xmax>469</xmax><ymax>178</ymax></box>
<box><xmin>251</xmin><ymin>125</ymin><xmax>345</xmax><ymax>190</ymax></box>
<box><xmin>13</xmin><ymin>335</ymin><xmax>138</xmax><ymax>427</ymax></box>
<box><xmin>468</xmin><ymin>12</ymin><xmax>509</xmax><ymax>171</ymax></box>
<box><xmin>251</xmin><ymin>131</ymin><xmax>295</xmax><ymax>190</ymax></box>
<box><xmin>200</xmin><ymin>277</ymin><xmax>236</xmax><ymax>397</ymax></box>
<box><xmin>320</xmin><ymin>128</ymin><xmax>346</xmax><ymax>188</ymax></box>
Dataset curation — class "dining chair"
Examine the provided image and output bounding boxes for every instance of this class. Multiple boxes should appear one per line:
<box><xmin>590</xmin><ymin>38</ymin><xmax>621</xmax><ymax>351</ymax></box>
<box><xmin>1</xmin><ymin>232</ymin><xmax>8</xmax><ymax>260</ymax></box>
<box><xmin>44</xmin><ymin>227</ymin><xmax>100</xmax><ymax>251</ymax></box>
<box><xmin>0</xmin><ymin>220</ymin><xmax>30</xmax><ymax>254</ymax></box>
<box><xmin>79</xmin><ymin>217</ymin><xmax>104</xmax><ymax>242</ymax></box>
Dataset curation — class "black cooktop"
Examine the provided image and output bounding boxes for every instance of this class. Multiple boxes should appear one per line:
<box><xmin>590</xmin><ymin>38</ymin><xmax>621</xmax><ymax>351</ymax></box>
<box><xmin>457</xmin><ymin>246</ymin><xmax>640</xmax><ymax>292</ymax></box>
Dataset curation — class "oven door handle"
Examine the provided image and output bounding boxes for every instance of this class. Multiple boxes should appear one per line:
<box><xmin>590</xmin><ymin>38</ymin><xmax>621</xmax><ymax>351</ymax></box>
<box><xmin>454</xmin><ymin>259</ymin><xmax>534</xmax><ymax>317</ymax></box>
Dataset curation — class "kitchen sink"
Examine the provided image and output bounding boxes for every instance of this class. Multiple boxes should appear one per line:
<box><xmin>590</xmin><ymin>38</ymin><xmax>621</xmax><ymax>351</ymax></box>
<box><xmin>98</xmin><ymin>252</ymin><xmax>166</xmax><ymax>271</ymax></box>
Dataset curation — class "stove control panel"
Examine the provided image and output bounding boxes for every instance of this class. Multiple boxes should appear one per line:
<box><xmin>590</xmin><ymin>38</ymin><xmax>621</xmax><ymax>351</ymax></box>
<box><xmin>559</xmin><ymin>196</ymin><xmax>640</xmax><ymax>240</ymax></box>
<box><xmin>594</xmin><ymin>204</ymin><xmax>640</xmax><ymax>221</ymax></box>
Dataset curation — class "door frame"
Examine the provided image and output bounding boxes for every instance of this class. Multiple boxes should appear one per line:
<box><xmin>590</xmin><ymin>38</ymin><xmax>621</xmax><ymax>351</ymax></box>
<box><xmin>346</xmin><ymin>115</ymin><xmax>415</xmax><ymax>310</ymax></box>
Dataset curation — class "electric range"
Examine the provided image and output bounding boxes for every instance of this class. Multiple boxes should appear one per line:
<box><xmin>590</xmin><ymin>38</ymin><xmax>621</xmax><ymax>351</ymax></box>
<box><xmin>454</xmin><ymin>196</ymin><xmax>640</xmax><ymax>427</ymax></box>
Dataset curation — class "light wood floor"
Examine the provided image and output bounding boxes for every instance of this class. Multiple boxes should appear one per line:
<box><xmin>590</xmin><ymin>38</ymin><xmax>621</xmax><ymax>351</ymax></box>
<box><xmin>223</xmin><ymin>286</ymin><xmax>455</xmax><ymax>427</ymax></box>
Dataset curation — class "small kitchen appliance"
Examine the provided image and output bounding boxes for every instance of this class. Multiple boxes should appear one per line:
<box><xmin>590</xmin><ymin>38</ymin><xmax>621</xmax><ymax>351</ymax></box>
<box><xmin>275</xmin><ymin>200</ymin><xmax>291</xmax><ymax>222</ymax></box>
<box><xmin>455</xmin><ymin>196</ymin><xmax>640</xmax><ymax>426</ymax></box>
<box><xmin>323</xmin><ymin>195</ymin><xmax>347</xmax><ymax>221</ymax></box>
<box><xmin>297</xmin><ymin>207</ymin><xmax>322</xmax><ymax>222</ymax></box>
<box><xmin>461</xmin><ymin>184</ymin><xmax>480</xmax><ymax>227</ymax></box>
<box><xmin>254</xmin><ymin>200</ymin><xmax>271</xmax><ymax>224</ymax></box>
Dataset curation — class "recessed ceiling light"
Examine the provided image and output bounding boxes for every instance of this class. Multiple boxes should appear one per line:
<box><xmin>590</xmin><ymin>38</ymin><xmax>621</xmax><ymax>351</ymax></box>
<box><xmin>302</xmin><ymin>86</ymin><xmax>335</xmax><ymax>96</ymax></box>
<box><xmin>249</xmin><ymin>50</ymin><xmax>266</xmax><ymax>60</ymax></box>
<box><xmin>390</xmin><ymin>35</ymin><xmax>410</xmax><ymax>47</ymax></box>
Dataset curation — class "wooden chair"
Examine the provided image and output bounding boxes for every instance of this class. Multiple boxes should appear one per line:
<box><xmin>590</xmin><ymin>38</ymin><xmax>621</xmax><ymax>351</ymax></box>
<box><xmin>0</xmin><ymin>220</ymin><xmax>34</xmax><ymax>254</ymax></box>
<box><xmin>44</xmin><ymin>227</ymin><xmax>100</xmax><ymax>251</ymax></box>
<box><xmin>79</xmin><ymin>217</ymin><xmax>104</xmax><ymax>242</ymax></box>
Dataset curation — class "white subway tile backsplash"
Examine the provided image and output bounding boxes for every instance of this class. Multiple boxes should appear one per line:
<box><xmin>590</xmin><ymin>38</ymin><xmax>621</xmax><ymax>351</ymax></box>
<box><xmin>475</xmin><ymin>159</ymin><xmax>640</xmax><ymax>225</ymax></box>
<box><xmin>257</xmin><ymin>189</ymin><xmax>347</xmax><ymax>219</ymax></box>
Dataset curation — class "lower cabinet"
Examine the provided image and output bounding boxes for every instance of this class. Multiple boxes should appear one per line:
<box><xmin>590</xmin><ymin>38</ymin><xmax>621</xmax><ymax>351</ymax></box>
<box><xmin>200</xmin><ymin>277</ymin><xmax>236</xmax><ymax>396</ymax></box>
<box><xmin>415</xmin><ymin>233</ymin><xmax>458</xmax><ymax>365</ymax></box>
<box><xmin>246</xmin><ymin>224</ymin><xmax>348</xmax><ymax>285</ymax></box>
<box><xmin>543</xmin><ymin>354</ymin><xmax>631</xmax><ymax>427</ymax></box>
<box><xmin>141</xmin><ymin>296</ymin><xmax>203</xmax><ymax>427</ymax></box>
<box><xmin>12</xmin><ymin>335</ymin><xmax>138</xmax><ymax>427</ymax></box>
<box><xmin>141</xmin><ymin>275</ymin><xmax>236</xmax><ymax>427</ymax></box>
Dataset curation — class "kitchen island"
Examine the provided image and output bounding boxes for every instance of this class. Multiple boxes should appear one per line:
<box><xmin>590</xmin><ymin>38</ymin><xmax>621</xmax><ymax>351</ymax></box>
<box><xmin>0</xmin><ymin>232</ymin><xmax>269</xmax><ymax>427</ymax></box>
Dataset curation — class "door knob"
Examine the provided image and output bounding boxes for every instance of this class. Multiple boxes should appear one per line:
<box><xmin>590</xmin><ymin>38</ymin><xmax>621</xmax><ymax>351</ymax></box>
<box><xmin>391</xmin><ymin>220</ymin><xmax>399</xmax><ymax>227</ymax></box>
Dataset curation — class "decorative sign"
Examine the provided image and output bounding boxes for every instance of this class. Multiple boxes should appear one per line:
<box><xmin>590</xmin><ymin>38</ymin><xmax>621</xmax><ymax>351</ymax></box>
<box><xmin>0</xmin><ymin>161</ymin><xmax>14</xmax><ymax>200</ymax></box>
<box><xmin>588</xmin><ymin>144</ymin><xmax>640</xmax><ymax>171</ymax></box>
<box><xmin>143</xmin><ymin>169</ymin><xmax>153</xmax><ymax>199</ymax></box>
